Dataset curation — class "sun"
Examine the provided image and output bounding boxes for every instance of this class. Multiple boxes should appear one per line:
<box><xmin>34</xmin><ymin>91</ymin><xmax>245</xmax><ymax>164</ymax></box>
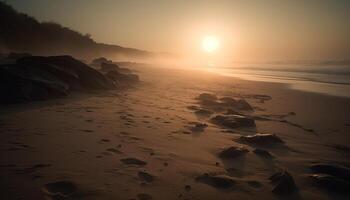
<box><xmin>202</xmin><ymin>36</ymin><xmax>220</xmax><ymax>53</ymax></box>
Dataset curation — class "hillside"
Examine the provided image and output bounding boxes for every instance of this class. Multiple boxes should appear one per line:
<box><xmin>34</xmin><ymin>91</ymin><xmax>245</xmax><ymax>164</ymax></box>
<box><xmin>0</xmin><ymin>1</ymin><xmax>152</xmax><ymax>60</ymax></box>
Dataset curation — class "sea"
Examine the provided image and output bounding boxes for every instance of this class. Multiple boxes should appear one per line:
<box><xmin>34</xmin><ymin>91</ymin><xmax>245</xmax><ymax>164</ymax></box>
<box><xmin>207</xmin><ymin>63</ymin><xmax>350</xmax><ymax>98</ymax></box>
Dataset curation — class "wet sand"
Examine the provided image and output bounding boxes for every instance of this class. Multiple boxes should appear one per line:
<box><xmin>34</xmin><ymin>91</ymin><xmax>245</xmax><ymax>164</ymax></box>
<box><xmin>1</xmin><ymin>65</ymin><xmax>350</xmax><ymax>200</ymax></box>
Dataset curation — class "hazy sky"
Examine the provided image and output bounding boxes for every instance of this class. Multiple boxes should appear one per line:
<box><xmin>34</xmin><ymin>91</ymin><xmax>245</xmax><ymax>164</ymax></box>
<box><xmin>6</xmin><ymin>0</ymin><xmax>350</xmax><ymax>61</ymax></box>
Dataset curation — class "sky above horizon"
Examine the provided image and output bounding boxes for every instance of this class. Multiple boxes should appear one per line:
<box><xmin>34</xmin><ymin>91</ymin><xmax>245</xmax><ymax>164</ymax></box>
<box><xmin>5</xmin><ymin>0</ymin><xmax>350</xmax><ymax>62</ymax></box>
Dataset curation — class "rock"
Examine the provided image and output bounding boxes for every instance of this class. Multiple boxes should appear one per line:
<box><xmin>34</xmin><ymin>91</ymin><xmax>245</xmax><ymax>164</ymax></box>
<box><xmin>253</xmin><ymin>148</ymin><xmax>273</xmax><ymax>158</ymax></box>
<box><xmin>310</xmin><ymin>164</ymin><xmax>350</xmax><ymax>181</ymax></box>
<box><xmin>1</xmin><ymin>55</ymin><xmax>117</xmax><ymax>104</ymax></box>
<box><xmin>211</xmin><ymin>115</ymin><xmax>255</xmax><ymax>128</ymax></box>
<box><xmin>105</xmin><ymin>71</ymin><xmax>139</xmax><ymax>84</ymax></box>
<box><xmin>269</xmin><ymin>171</ymin><xmax>297</xmax><ymax>195</ymax></box>
<box><xmin>196</xmin><ymin>174</ymin><xmax>236</xmax><ymax>189</ymax></box>
<box><xmin>197</xmin><ymin>93</ymin><xmax>217</xmax><ymax>101</ymax></box>
<box><xmin>100</xmin><ymin>62</ymin><xmax>119</xmax><ymax>73</ymax></box>
<box><xmin>138</xmin><ymin>171</ymin><xmax>155</xmax><ymax>183</ymax></box>
<box><xmin>43</xmin><ymin>181</ymin><xmax>77</xmax><ymax>197</ymax></box>
<box><xmin>120</xmin><ymin>158</ymin><xmax>147</xmax><ymax>166</ymax></box>
<box><xmin>219</xmin><ymin>146</ymin><xmax>249</xmax><ymax>158</ymax></box>
<box><xmin>194</xmin><ymin>109</ymin><xmax>213</xmax><ymax>116</ymax></box>
<box><xmin>225</xmin><ymin>109</ymin><xmax>242</xmax><ymax>115</ymax></box>
<box><xmin>189</xmin><ymin>122</ymin><xmax>208</xmax><ymax>132</ymax></box>
<box><xmin>238</xmin><ymin>134</ymin><xmax>284</xmax><ymax>145</ymax></box>
<box><xmin>309</xmin><ymin>174</ymin><xmax>350</xmax><ymax>193</ymax></box>
<box><xmin>91</xmin><ymin>57</ymin><xmax>112</xmax><ymax>66</ymax></box>
<box><xmin>199</xmin><ymin>96</ymin><xmax>254</xmax><ymax>112</ymax></box>
<box><xmin>219</xmin><ymin>97</ymin><xmax>237</xmax><ymax>104</ymax></box>
<box><xmin>0</xmin><ymin>66</ymin><xmax>68</xmax><ymax>103</ymax></box>
<box><xmin>236</xmin><ymin>99</ymin><xmax>253</xmax><ymax>111</ymax></box>
<box><xmin>18</xmin><ymin>55</ymin><xmax>115</xmax><ymax>90</ymax></box>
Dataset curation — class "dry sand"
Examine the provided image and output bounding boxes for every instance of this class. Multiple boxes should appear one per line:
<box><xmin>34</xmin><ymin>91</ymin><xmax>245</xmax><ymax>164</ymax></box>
<box><xmin>1</xmin><ymin>65</ymin><xmax>350</xmax><ymax>200</ymax></box>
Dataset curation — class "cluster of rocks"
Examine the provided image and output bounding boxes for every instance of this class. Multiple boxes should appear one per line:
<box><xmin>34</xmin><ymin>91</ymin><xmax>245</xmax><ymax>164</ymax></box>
<box><xmin>0</xmin><ymin>55</ymin><xmax>139</xmax><ymax>104</ymax></box>
<box><xmin>188</xmin><ymin>93</ymin><xmax>256</xmax><ymax>132</ymax></box>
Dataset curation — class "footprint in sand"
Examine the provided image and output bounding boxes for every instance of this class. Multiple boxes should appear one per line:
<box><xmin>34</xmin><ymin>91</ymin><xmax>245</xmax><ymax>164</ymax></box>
<box><xmin>16</xmin><ymin>164</ymin><xmax>51</xmax><ymax>174</ymax></box>
<box><xmin>106</xmin><ymin>148</ymin><xmax>122</xmax><ymax>154</ymax></box>
<box><xmin>99</xmin><ymin>139</ymin><xmax>110</xmax><ymax>143</ymax></box>
<box><xmin>120</xmin><ymin>158</ymin><xmax>147</xmax><ymax>166</ymax></box>
<box><xmin>80</xmin><ymin>129</ymin><xmax>93</xmax><ymax>133</ymax></box>
<box><xmin>138</xmin><ymin>171</ymin><xmax>155</xmax><ymax>183</ymax></box>
<box><xmin>42</xmin><ymin>180</ymin><xmax>77</xmax><ymax>198</ymax></box>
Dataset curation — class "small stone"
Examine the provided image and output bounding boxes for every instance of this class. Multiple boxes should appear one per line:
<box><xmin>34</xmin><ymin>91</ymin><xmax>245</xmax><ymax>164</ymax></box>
<box><xmin>219</xmin><ymin>146</ymin><xmax>249</xmax><ymax>158</ymax></box>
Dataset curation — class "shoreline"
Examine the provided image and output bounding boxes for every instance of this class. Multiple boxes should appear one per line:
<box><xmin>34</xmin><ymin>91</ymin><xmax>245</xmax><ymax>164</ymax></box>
<box><xmin>203</xmin><ymin>67</ymin><xmax>350</xmax><ymax>98</ymax></box>
<box><xmin>1</xmin><ymin>64</ymin><xmax>350</xmax><ymax>200</ymax></box>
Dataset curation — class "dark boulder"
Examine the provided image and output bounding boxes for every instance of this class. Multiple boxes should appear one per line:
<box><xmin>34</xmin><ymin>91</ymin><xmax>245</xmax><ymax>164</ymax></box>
<box><xmin>238</xmin><ymin>134</ymin><xmax>284</xmax><ymax>146</ymax></box>
<box><xmin>0</xmin><ymin>65</ymin><xmax>68</xmax><ymax>103</ymax></box>
<box><xmin>196</xmin><ymin>174</ymin><xmax>236</xmax><ymax>189</ymax></box>
<box><xmin>18</xmin><ymin>55</ymin><xmax>115</xmax><ymax>90</ymax></box>
<box><xmin>211</xmin><ymin>115</ymin><xmax>255</xmax><ymax>128</ymax></box>
<box><xmin>100</xmin><ymin>62</ymin><xmax>119</xmax><ymax>73</ymax></box>
<box><xmin>219</xmin><ymin>146</ymin><xmax>249</xmax><ymax>158</ymax></box>
<box><xmin>91</xmin><ymin>57</ymin><xmax>112</xmax><ymax>66</ymax></box>
<box><xmin>269</xmin><ymin>171</ymin><xmax>297</xmax><ymax>195</ymax></box>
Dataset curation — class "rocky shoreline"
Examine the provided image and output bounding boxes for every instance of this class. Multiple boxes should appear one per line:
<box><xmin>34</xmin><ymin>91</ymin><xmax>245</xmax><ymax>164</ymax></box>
<box><xmin>0</xmin><ymin>55</ymin><xmax>139</xmax><ymax>104</ymax></box>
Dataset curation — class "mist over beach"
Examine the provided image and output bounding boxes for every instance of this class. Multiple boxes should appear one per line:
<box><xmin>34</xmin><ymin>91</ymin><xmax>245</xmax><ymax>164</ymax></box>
<box><xmin>1</xmin><ymin>1</ymin><xmax>350</xmax><ymax>200</ymax></box>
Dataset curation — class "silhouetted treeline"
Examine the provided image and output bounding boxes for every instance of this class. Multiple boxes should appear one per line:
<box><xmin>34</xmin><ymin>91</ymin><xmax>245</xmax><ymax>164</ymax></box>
<box><xmin>0</xmin><ymin>2</ymin><xmax>151</xmax><ymax>60</ymax></box>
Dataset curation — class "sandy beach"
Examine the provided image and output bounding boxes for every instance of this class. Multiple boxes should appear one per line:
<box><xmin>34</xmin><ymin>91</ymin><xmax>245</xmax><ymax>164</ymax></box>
<box><xmin>1</xmin><ymin>64</ymin><xmax>349</xmax><ymax>200</ymax></box>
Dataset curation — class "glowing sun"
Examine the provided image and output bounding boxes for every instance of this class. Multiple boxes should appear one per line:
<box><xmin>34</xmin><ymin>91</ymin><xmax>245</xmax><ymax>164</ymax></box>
<box><xmin>202</xmin><ymin>36</ymin><xmax>220</xmax><ymax>53</ymax></box>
